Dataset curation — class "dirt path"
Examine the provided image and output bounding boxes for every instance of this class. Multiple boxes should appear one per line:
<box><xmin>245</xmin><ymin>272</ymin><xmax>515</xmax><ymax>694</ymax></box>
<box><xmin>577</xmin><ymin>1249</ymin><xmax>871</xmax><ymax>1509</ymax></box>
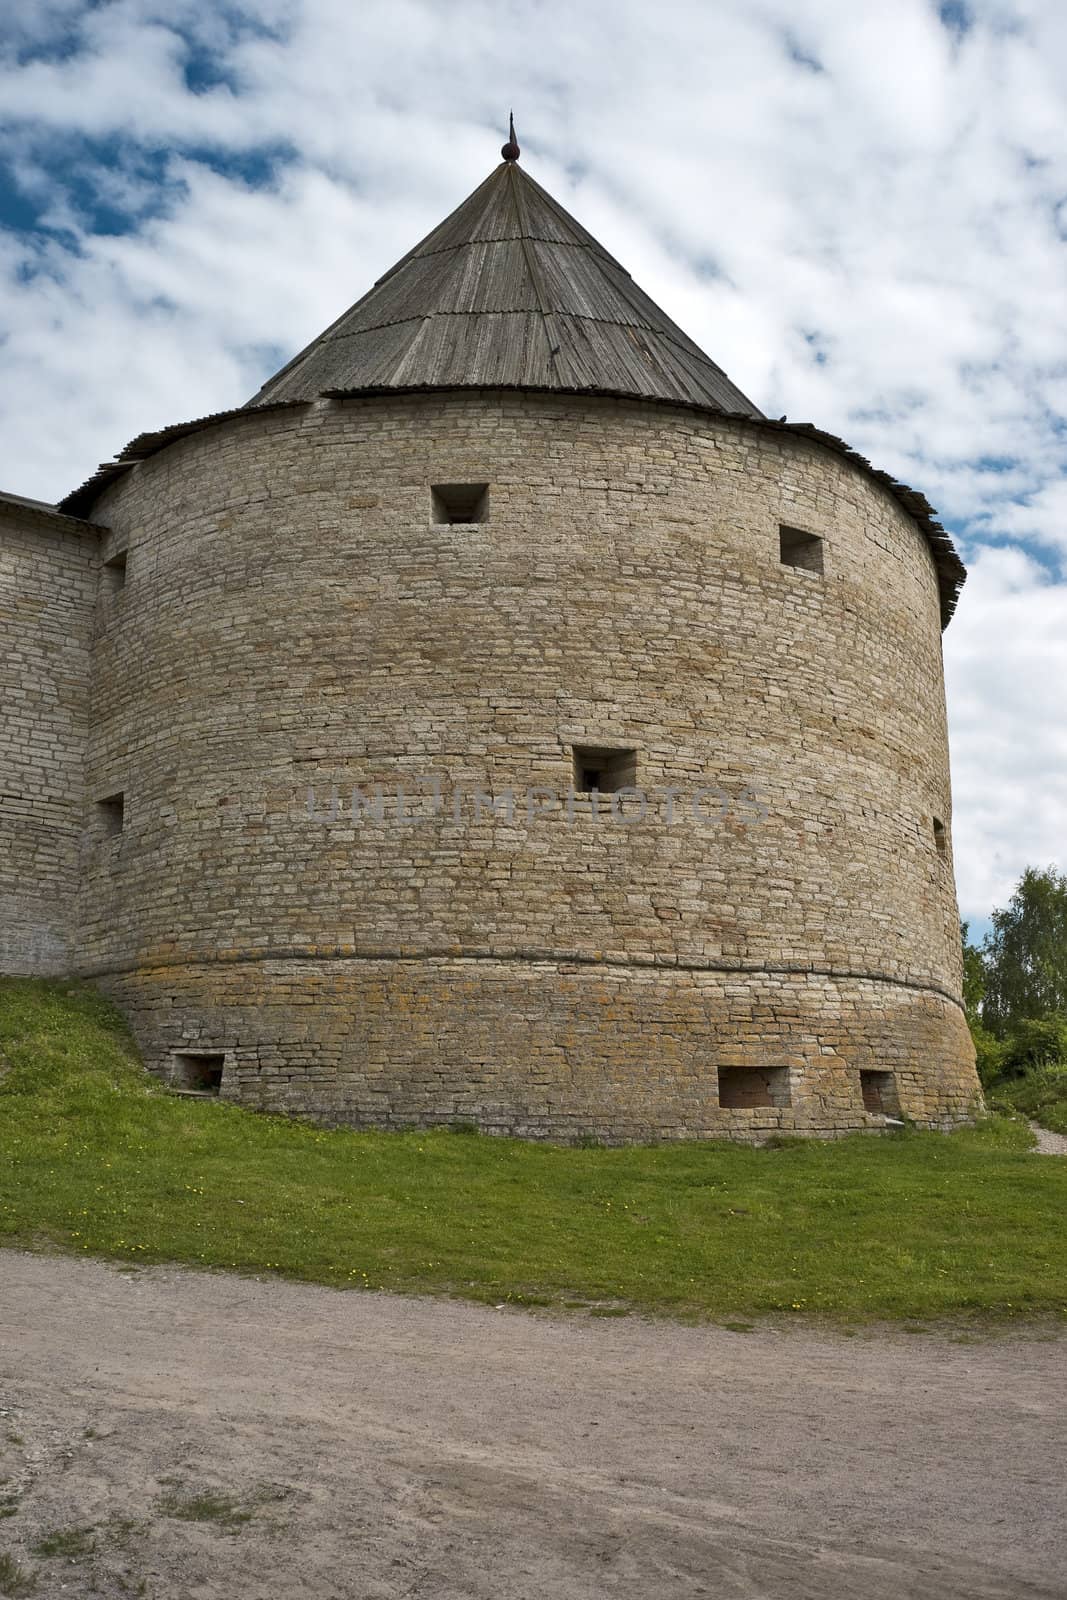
<box><xmin>1030</xmin><ymin>1120</ymin><xmax>1067</xmax><ymax>1155</ymax></box>
<box><xmin>1</xmin><ymin>1252</ymin><xmax>1064</xmax><ymax>1599</ymax></box>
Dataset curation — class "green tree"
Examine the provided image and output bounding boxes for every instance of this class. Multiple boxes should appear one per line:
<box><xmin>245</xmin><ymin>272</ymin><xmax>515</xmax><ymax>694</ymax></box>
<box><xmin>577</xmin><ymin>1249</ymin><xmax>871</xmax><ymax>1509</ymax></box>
<box><xmin>961</xmin><ymin>921</ymin><xmax>1005</xmax><ymax>1087</ymax></box>
<box><xmin>960</xmin><ymin>921</ymin><xmax>986</xmax><ymax>1025</ymax></box>
<box><xmin>981</xmin><ymin>866</ymin><xmax>1067</xmax><ymax>1036</ymax></box>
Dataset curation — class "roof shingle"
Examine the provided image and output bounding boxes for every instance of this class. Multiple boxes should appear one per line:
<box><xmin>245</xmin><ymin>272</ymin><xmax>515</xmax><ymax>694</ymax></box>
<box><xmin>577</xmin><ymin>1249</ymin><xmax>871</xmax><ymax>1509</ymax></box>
<box><xmin>245</xmin><ymin>160</ymin><xmax>765</xmax><ymax>417</ymax></box>
<box><xmin>53</xmin><ymin>153</ymin><xmax>966</xmax><ymax>625</ymax></box>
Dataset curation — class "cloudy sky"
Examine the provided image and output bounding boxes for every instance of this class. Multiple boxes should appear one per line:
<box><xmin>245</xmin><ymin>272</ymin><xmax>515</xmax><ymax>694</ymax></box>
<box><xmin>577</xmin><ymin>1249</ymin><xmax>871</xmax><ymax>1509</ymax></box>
<box><xmin>1</xmin><ymin>0</ymin><xmax>1064</xmax><ymax>929</ymax></box>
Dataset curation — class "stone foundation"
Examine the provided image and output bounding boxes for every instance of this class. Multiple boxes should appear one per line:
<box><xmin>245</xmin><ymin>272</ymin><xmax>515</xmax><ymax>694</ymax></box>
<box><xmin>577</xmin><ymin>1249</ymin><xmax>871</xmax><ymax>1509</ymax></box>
<box><xmin>97</xmin><ymin>955</ymin><xmax>980</xmax><ymax>1142</ymax></box>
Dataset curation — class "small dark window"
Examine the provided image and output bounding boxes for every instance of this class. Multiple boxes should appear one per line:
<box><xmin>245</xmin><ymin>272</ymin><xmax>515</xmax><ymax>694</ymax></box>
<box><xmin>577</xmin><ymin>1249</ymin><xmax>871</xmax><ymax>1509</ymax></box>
<box><xmin>572</xmin><ymin>746</ymin><xmax>637</xmax><ymax>794</ymax></box>
<box><xmin>431</xmin><ymin>483</ymin><xmax>488</xmax><ymax>524</ymax></box>
<box><xmin>171</xmin><ymin>1052</ymin><xmax>225</xmax><ymax>1095</ymax></box>
<box><xmin>860</xmin><ymin>1070</ymin><xmax>899</xmax><ymax>1116</ymax></box>
<box><xmin>718</xmin><ymin>1066</ymin><xmax>791</xmax><ymax>1109</ymax></box>
<box><xmin>102</xmin><ymin>550</ymin><xmax>127</xmax><ymax>593</ymax></box>
<box><xmin>97</xmin><ymin>792</ymin><xmax>124</xmax><ymax>837</ymax></box>
<box><xmin>933</xmin><ymin>817</ymin><xmax>947</xmax><ymax>855</ymax></box>
<box><xmin>779</xmin><ymin>525</ymin><xmax>824</xmax><ymax>575</ymax></box>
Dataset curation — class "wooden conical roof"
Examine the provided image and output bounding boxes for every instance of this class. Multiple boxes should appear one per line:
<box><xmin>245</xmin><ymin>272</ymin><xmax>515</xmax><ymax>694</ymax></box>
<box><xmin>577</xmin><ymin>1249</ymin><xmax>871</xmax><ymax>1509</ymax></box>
<box><xmin>57</xmin><ymin>148</ymin><xmax>967</xmax><ymax>626</ymax></box>
<box><xmin>246</xmin><ymin>159</ymin><xmax>764</xmax><ymax>416</ymax></box>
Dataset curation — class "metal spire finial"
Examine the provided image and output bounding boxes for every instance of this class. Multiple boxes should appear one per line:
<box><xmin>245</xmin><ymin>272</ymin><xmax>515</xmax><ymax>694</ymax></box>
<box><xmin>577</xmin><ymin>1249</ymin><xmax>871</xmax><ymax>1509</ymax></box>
<box><xmin>501</xmin><ymin>111</ymin><xmax>520</xmax><ymax>163</ymax></box>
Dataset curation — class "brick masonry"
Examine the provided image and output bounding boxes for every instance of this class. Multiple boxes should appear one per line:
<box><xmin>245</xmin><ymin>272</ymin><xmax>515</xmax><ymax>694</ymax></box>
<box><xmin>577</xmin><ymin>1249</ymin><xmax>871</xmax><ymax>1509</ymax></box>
<box><xmin>26</xmin><ymin>387</ymin><xmax>982</xmax><ymax>1139</ymax></box>
<box><xmin>0</xmin><ymin>503</ymin><xmax>96</xmax><ymax>975</ymax></box>
<box><xmin>98</xmin><ymin>958</ymin><xmax>977</xmax><ymax>1140</ymax></box>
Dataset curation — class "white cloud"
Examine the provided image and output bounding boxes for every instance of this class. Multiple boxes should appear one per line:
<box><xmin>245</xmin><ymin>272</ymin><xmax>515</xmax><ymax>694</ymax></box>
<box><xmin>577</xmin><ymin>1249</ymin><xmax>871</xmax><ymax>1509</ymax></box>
<box><xmin>0</xmin><ymin>0</ymin><xmax>1063</xmax><ymax>918</ymax></box>
<box><xmin>988</xmin><ymin>479</ymin><xmax>1067</xmax><ymax>552</ymax></box>
<box><xmin>944</xmin><ymin>545</ymin><xmax>1067</xmax><ymax>918</ymax></box>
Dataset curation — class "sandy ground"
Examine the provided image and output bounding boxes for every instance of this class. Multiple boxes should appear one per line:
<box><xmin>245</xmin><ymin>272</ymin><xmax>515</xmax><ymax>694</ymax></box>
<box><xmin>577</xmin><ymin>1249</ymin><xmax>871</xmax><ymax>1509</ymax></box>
<box><xmin>0</xmin><ymin>1253</ymin><xmax>1065</xmax><ymax>1599</ymax></box>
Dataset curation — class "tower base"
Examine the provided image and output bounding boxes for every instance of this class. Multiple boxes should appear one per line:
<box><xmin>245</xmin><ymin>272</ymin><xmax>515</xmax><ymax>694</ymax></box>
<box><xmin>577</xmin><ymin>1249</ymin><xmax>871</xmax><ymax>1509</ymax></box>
<box><xmin>94</xmin><ymin>955</ymin><xmax>981</xmax><ymax>1143</ymax></box>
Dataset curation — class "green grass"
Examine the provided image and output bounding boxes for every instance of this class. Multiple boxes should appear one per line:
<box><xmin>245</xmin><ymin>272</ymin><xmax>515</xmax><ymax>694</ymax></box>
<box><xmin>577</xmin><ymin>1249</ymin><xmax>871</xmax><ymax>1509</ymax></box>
<box><xmin>0</xmin><ymin>1552</ymin><xmax>36</xmax><ymax>1596</ymax></box>
<box><xmin>156</xmin><ymin>1490</ymin><xmax>253</xmax><ymax>1530</ymax></box>
<box><xmin>30</xmin><ymin>1527</ymin><xmax>95</xmax><ymax>1560</ymax></box>
<box><xmin>989</xmin><ymin>1065</ymin><xmax>1067</xmax><ymax>1136</ymax></box>
<box><xmin>2</xmin><ymin>977</ymin><xmax>1066</xmax><ymax>1323</ymax></box>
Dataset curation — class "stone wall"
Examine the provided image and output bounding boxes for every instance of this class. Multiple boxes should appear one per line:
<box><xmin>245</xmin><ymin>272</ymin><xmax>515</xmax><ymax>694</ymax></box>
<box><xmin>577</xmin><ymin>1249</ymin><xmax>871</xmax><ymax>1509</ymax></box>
<box><xmin>98</xmin><ymin>956</ymin><xmax>979</xmax><ymax>1141</ymax></box>
<box><xmin>0</xmin><ymin>502</ymin><xmax>97</xmax><ymax>975</ymax></box>
<box><xmin>79</xmin><ymin>389</ymin><xmax>979</xmax><ymax>1135</ymax></box>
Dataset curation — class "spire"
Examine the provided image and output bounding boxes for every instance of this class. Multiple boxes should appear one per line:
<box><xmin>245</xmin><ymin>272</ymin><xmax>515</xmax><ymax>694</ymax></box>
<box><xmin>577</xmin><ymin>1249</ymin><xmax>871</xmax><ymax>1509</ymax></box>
<box><xmin>501</xmin><ymin>111</ymin><xmax>520</xmax><ymax>163</ymax></box>
<box><xmin>245</xmin><ymin>156</ymin><xmax>764</xmax><ymax>419</ymax></box>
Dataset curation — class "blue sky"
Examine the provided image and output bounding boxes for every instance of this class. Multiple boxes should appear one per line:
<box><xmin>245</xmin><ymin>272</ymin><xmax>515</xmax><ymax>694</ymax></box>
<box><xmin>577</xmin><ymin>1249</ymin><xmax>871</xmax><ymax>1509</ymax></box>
<box><xmin>0</xmin><ymin>0</ymin><xmax>1064</xmax><ymax>929</ymax></box>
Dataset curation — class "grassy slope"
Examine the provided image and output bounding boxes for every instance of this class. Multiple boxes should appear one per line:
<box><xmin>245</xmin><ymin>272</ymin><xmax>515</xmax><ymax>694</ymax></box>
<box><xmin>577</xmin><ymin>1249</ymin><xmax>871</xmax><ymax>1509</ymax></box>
<box><xmin>2</xmin><ymin>977</ymin><xmax>1066</xmax><ymax>1322</ymax></box>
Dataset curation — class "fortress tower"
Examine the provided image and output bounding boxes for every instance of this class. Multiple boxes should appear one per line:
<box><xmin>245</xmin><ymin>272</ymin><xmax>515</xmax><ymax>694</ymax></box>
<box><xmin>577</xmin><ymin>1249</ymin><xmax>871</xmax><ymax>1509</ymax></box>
<box><xmin>0</xmin><ymin>132</ymin><xmax>980</xmax><ymax>1138</ymax></box>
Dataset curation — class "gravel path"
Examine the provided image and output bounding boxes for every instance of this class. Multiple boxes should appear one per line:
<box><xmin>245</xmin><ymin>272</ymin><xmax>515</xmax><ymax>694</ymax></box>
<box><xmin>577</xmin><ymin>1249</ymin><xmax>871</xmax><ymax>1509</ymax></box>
<box><xmin>1</xmin><ymin>1251</ymin><xmax>1065</xmax><ymax>1599</ymax></box>
<box><xmin>1030</xmin><ymin>1121</ymin><xmax>1067</xmax><ymax>1154</ymax></box>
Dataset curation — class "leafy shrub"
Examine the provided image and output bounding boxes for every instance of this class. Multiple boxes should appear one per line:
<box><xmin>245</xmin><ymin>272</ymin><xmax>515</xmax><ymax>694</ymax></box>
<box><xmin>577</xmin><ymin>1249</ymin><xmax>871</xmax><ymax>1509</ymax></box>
<box><xmin>972</xmin><ymin>1011</ymin><xmax>1067</xmax><ymax>1088</ymax></box>
<box><xmin>988</xmin><ymin>1063</ymin><xmax>1067</xmax><ymax>1136</ymax></box>
<box><xmin>999</xmin><ymin>1014</ymin><xmax>1067</xmax><ymax>1080</ymax></box>
<box><xmin>969</xmin><ymin>1021</ymin><xmax>1008</xmax><ymax>1091</ymax></box>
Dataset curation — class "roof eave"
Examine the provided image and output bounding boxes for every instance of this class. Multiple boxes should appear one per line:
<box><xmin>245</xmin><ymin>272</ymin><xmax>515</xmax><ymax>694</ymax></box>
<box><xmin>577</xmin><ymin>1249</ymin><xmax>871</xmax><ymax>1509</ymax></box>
<box><xmin>56</xmin><ymin>401</ymin><xmax>303</xmax><ymax>520</ymax></box>
<box><xmin>322</xmin><ymin>383</ymin><xmax>966</xmax><ymax>624</ymax></box>
<box><xmin>56</xmin><ymin>387</ymin><xmax>966</xmax><ymax>626</ymax></box>
<box><xmin>0</xmin><ymin>487</ymin><xmax>106</xmax><ymax>538</ymax></box>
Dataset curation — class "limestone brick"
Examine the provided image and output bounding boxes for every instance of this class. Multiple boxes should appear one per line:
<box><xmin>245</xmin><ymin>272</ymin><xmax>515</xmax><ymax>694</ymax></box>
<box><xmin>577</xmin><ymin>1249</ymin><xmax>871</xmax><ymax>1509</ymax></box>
<box><xmin>68</xmin><ymin>389</ymin><xmax>980</xmax><ymax>1136</ymax></box>
<box><xmin>0</xmin><ymin>506</ymin><xmax>96</xmax><ymax>973</ymax></box>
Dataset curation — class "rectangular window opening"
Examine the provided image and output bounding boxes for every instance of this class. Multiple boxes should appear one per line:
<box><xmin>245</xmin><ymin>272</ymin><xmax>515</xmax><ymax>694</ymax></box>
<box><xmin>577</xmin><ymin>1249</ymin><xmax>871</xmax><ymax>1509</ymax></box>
<box><xmin>717</xmin><ymin>1066</ymin><xmax>791</xmax><ymax>1110</ymax></box>
<box><xmin>779</xmin><ymin>525</ymin><xmax>824</xmax><ymax>575</ymax></box>
<box><xmin>97</xmin><ymin>792</ymin><xmax>124</xmax><ymax>837</ymax></box>
<box><xmin>571</xmin><ymin>745</ymin><xmax>638</xmax><ymax>795</ymax></box>
<box><xmin>102</xmin><ymin>550</ymin><xmax>128</xmax><ymax>594</ymax></box>
<box><xmin>933</xmin><ymin>817</ymin><xmax>948</xmax><ymax>856</ymax></box>
<box><xmin>860</xmin><ymin>1069</ymin><xmax>900</xmax><ymax>1116</ymax></box>
<box><xmin>171</xmin><ymin>1051</ymin><xmax>225</xmax><ymax>1095</ymax></box>
<box><xmin>431</xmin><ymin>483</ymin><xmax>489</xmax><ymax>525</ymax></box>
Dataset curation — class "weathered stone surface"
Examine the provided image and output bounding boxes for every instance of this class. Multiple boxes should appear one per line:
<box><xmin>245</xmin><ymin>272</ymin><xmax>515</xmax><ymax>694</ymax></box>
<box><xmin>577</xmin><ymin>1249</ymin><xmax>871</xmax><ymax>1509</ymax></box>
<box><xmin>0</xmin><ymin>504</ymin><xmax>95</xmax><ymax>974</ymax></box>
<box><xmin>52</xmin><ymin>388</ymin><xmax>980</xmax><ymax>1138</ymax></box>
<box><xmin>98</xmin><ymin>957</ymin><xmax>978</xmax><ymax>1142</ymax></box>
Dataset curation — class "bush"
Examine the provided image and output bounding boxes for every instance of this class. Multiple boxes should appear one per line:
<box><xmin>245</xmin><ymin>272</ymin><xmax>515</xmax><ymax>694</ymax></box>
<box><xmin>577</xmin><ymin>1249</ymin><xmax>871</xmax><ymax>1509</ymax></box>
<box><xmin>988</xmin><ymin>1063</ymin><xmax>1067</xmax><ymax>1137</ymax></box>
<box><xmin>970</xmin><ymin>995</ymin><xmax>1067</xmax><ymax>1091</ymax></box>
<box><xmin>969</xmin><ymin>1021</ymin><xmax>1008</xmax><ymax>1091</ymax></box>
<box><xmin>999</xmin><ymin>1015</ymin><xmax>1067</xmax><ymax>1080</ymax></box>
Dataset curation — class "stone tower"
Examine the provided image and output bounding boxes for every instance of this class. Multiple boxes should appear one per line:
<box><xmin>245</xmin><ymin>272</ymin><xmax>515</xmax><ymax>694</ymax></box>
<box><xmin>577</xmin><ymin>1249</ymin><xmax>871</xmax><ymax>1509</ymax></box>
<box><xmin>0</xmin><ymin>135</ymin><xmax>980</xmax><ymax>1138</ymax></box>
